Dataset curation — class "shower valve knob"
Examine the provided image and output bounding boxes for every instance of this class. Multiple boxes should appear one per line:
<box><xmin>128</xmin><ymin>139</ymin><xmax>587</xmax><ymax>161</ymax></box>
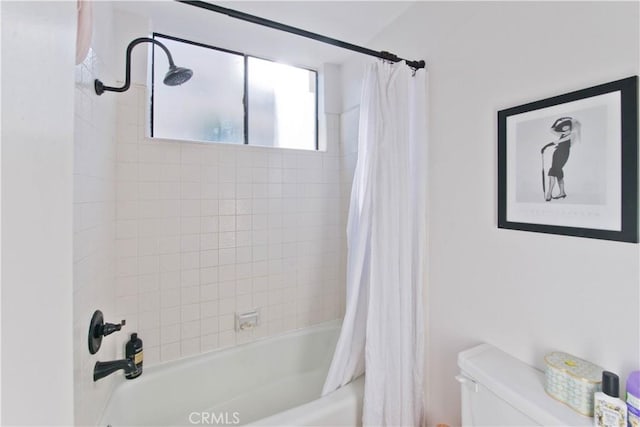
<box><xmin>101</xmin><ymin>319</ymin><xmax>126</xmax><ymax>337</ymax></box>
<box><xmin>88</xmin><ymin>310</ymin><xmax>126</xmax><ymax>355</ymax></box>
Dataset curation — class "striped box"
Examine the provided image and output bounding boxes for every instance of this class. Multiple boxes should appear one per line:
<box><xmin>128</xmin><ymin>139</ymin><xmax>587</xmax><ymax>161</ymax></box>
<box><xmin>544</xmin><ymin>351</ymin><xmax>603</xmax><ymax>417</ymax></box>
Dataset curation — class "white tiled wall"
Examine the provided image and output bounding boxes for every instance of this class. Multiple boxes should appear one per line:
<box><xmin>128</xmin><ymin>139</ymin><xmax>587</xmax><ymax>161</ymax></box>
<box><xmin>73</xmin><ymin>3</ymin><xmax>121</xmax><ymax>425</ymax></box>
<box><xmin>73</xmin><ymin>45</ymin><xmax>118</xmax><ymax>427</ymax></box>
<box><xmin>113</xmin><ymin>84</ymin><xmax>345</xmax><ymax>365</ymax></box>
<box><xmin>339</xmin><ymin>106</ymin><xmax>360</xmax><ymax>229</ymax></box>
<box><xmin>72</xmin><ymin>5</ymin><xmax>351</xmax><ymax>424</ymax></box>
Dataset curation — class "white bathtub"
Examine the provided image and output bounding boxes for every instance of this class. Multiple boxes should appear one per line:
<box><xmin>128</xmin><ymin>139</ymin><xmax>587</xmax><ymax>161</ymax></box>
<box><xmin>99</xmin><ymin>321</ymin><xmax>364</xmax><ymax>426</ymax></box>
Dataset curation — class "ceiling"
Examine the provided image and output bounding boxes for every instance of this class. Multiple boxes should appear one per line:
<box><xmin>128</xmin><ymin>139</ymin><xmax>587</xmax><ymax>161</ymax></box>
<box><xmin>113</xmin><ymin>1</ymin><xmax>415</xmax><ymax>67</ymax></box>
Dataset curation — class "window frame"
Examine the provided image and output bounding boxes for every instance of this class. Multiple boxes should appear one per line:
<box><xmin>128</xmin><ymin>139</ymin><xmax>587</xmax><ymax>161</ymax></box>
<box><xmin>151</xmin><ymin>32</ymin><xmax>319</xmax><ymax>150</ymax></box>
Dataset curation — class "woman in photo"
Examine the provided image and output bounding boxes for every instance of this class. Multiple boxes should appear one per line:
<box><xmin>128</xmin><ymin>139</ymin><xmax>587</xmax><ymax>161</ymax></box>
<box><xmin>542</xmin><ymin>116</ymin><xmax>581</xmax><ymax>201</ymax></box>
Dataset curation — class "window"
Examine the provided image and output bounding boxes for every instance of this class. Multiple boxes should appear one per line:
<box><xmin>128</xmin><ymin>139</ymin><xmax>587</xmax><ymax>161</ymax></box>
<box><xmin>151</xmin><ymin>33</ymin><xmax>318</xmax><ymax>150</ymax></box>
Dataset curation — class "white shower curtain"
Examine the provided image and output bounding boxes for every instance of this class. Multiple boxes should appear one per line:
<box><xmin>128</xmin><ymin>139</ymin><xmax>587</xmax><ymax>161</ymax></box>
<box><xmin>322</xmin><ymin>60</ymin><xmax>427</xmax><ymax>426</ymax></box>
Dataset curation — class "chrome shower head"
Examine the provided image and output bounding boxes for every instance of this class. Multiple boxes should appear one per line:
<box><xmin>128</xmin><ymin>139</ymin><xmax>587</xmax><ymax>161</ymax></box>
<box><xmin>164</xmin><ymin>65</ymin><xmax>193</xmax><ymax>86</ymax></box>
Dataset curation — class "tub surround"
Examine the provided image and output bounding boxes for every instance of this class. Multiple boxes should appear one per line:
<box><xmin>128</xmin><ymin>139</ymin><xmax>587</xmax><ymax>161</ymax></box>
<box><xmin>113</xmin><ymin>83</ymin><xmax>345</xmax><ymax>366</ymax></box>
<box><xmin>70</xmin><ymin>5</ymin><xmax>350</xmax><ymax>424</ymax></box>
<box><xmin>72</xmin><ymin>2</ymin><xmax>121</xmax><ymax>425</ymax></box>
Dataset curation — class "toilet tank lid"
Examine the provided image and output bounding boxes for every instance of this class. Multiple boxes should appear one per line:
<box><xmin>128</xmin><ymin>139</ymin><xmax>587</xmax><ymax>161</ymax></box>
<box><xmin>457</xmin><ymin>344</ymin><xmax>591</xmax><ymax>427</ymax></box>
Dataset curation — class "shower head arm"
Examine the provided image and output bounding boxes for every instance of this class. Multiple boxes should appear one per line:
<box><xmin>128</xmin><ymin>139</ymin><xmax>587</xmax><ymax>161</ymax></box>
<box><xmin>94</xmin><ymin>37</ymin><xmax>176</xmax><ymax>95</ymax></box>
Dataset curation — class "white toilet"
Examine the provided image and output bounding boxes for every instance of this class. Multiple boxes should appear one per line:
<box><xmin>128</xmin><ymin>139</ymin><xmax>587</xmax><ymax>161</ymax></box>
<box><xmin>457</xmin><ymin>344</ymin><xmax>592</xmax><ymax>426</ymax></box>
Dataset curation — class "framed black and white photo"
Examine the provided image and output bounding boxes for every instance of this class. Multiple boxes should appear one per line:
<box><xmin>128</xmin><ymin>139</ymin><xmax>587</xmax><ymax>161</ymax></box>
<box><xmin>498</xmin><ymin>76</ymin><xmax>638</xmax><ymax>242</ymax></box>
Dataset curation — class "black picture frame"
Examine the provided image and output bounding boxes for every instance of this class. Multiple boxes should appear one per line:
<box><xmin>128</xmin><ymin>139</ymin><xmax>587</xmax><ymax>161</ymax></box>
<box><xmin>498</xmin><ymin>76</ymin><xmax>638</xmax><ymax>242</ymax></box>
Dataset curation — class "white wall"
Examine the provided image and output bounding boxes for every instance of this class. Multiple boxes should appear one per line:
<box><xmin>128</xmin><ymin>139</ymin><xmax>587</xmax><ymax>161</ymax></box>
<box><xmin>1</xmin><ymin>2</ymin><xmax>76</xmax><ymax>425</ymax></box>
<box><xmin>342</xmin><ymin>2</ymin><xmax>639</xmax><ymax>425</ymax></box>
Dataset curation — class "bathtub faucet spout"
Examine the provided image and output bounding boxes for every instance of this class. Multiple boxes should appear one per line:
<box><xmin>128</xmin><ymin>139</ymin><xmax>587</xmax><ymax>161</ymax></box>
<box><xmin>93</xmin><ymin>358</ymin><xmax>137</xmax><ymax>382</ymax></box>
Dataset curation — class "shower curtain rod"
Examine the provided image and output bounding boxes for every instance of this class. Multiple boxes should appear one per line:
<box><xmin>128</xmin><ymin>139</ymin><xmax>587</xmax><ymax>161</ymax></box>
<box><xmin>176</xmin><ymin>0</ymin><xmax>426</xmax><ymax>70</ymax></box>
